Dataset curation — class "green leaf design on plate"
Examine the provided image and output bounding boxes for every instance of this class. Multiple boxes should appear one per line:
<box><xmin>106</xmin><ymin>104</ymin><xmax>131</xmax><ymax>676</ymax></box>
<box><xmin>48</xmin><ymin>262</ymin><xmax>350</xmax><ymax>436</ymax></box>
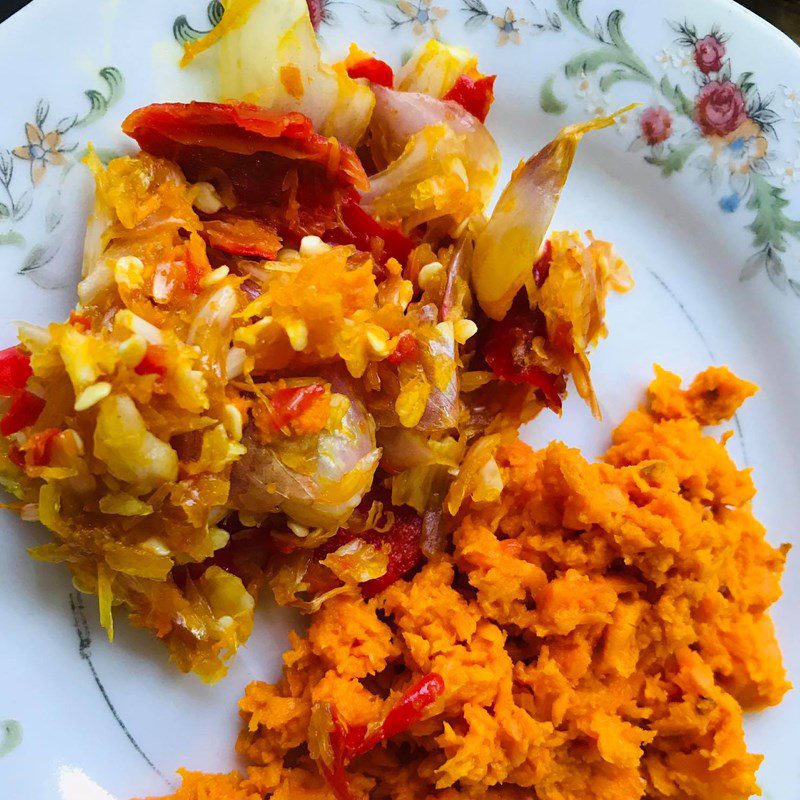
<box><xmin>599</xmin><ymin>68</ymin><xmax>633</xmax><ymax>92</ymax></box>
<box><xmin>76</xmin><ymin>67</ymin><xmax>125</xmax><ymax>129</ymax></box>
<box><xmin>540</xmin><ymin>74</ymin><xmax>567</xmax><ymax>114</ymax></box>
<box><xmin>747</xmin><ymin>173</ymin><xmax>800</xmax><ymax>251</ymax></box>
<box><xmin>0</xmin><ymin>720</ymin><xmax>22</xmax><ymax>758</ymax></box>
<box><xmin>173</xmin><ymin>0</ymin><xmax>225</xmax><ymax>44</ymax></box>
<box><xmin>659</xmin><ymin>75</ymin><xmax>695</xmax><ymax>118</ymax></box>
<box><xmin>740</xmin><ymin>175</ymin><xmax>800</xmax><ymax>292</ymax></box>
<box><xmin>557</xmin><ymin>0</ymin><xmax>592</xmax><ymax>37</ymax></box>
<box><xmin>0</xmin><ymin>231</ymin><xmax>24</xmax><ymax>246</ymax></box>
<box><xmin>644</xmin><ymin>142</ymin><xmax>699</xmax><ymax>177</ymax></box>
<box><xmin>557</xmin><ymin>2</ymin><xmax>654</xmax><ymax>88</ymax></box>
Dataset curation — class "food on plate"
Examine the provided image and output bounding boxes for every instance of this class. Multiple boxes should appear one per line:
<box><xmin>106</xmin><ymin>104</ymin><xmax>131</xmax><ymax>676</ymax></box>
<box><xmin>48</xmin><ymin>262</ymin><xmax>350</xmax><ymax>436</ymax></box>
<box><xmin>0</xmin><ymin>0</ymin><xmax>630</xmax><ymax>681</ymax></box>
<box><xmin>138</xmin><ymin>367</ymin><xmax>789</xmax><ymax>800</ymax></box>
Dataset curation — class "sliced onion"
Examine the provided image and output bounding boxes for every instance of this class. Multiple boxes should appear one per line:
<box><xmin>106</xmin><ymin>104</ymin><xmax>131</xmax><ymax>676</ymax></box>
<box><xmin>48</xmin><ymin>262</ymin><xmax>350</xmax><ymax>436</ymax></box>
<box><xmin>362</xmin><ymin>87</ymin><xmax>500</xmax><ymax>233</ymax></box>
<box><xmin>472</xmin><ymin>109</ymin><xmax>633</xmax><ymax>320</ymax></box>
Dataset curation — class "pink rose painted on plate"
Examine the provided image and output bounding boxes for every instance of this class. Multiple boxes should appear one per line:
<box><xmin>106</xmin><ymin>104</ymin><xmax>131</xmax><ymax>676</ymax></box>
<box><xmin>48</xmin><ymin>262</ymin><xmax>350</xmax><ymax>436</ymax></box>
<box><xmin>695</xmin><ymin>80</ymin><xmax>748</xmax><ymax>137</ymax></box>
<box><xmin>694</xmin><ymin>35</ymin><xmax>726</xmax><ymax>74</ymax></box>
<box><xmin>639</xmin><ymin>106</ymin><xmax>673</xmax><ymax>145</ymax></box>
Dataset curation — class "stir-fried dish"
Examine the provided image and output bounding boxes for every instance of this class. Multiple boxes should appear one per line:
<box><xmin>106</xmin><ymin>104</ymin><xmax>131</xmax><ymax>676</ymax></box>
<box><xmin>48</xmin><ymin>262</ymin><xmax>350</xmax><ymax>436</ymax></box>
<box><xmin>0</xmin><ymin>0</ymin><xmax>630</xmax><ymax>681</ymax></box>
<box><xmin>0</xmin><ymin>2</ymin><xmax>789</xmax><ymax>800</ymax></box>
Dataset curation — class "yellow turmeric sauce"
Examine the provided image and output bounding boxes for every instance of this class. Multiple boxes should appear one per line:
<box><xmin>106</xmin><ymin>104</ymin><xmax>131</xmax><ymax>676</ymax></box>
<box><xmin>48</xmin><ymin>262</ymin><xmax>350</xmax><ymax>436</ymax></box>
<box><xmin>140</xmin><ymin>366</ymin><xmax>790</xmax><ymax>800</ymax></box>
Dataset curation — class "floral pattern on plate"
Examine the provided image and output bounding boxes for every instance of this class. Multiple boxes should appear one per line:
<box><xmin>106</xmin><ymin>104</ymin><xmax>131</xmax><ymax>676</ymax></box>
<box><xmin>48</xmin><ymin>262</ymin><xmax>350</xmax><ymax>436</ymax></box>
<box><xmin>0</xmin><ymin>67</ymin><xmax>124</xmax><ymax>275</ymax></box>
<box><xmin>540</xmin><ymin>0</ymin><xmax>800</xmax><ymax>297</ymax></box>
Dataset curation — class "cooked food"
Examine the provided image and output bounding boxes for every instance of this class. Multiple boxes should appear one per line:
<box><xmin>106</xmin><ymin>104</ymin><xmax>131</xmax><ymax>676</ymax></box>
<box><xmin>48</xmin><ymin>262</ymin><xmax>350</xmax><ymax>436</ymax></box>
<box><xmin>0</xmin><ymin>2</ymin><xmax>789</xmax><ymax>798</ymax></box>
<box><xmin>139</xmin><ymin>367</ymin><xmax>789</xmax><ymax>800</ymax></box>
<box><xmin>0</xmin><ymin>0</ymin><xmax>629</xmax><ymax>681</ymax></box>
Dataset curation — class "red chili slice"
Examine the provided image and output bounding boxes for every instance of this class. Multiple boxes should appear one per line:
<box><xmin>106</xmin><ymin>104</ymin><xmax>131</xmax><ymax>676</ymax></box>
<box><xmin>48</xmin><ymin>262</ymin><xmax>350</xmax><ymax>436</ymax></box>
<box><xmin>314</xmin><ymin>709</ymin><xmax>356</xmax><ymax>800</ymax></box>
<box><xmin>1</xmin><ymin>391</ymin><xmax>45</xmax><ymax>436</ymax></box>
<box><xmin>122</xmin><ymin>102</ymin><xmax>369</xmax><ymax>192</ymax></box>
<box><xmin>134</xmin><ymin>344</ymin><xmax>169</xmax><ymax>377</ymax></box>
<box><xmin>0</xmin><ymin>347</ymin><xmax>32</xmax><ymax>396</ymax></box>
<box><xmin>200</xmin><ymin>214</ymin><xmax>282</xmax><ymax>259</ymax></box>
<box><xmin>352</xmin><ymin>673</ymin><xmax>445</xmax><ymax>756</ymax></box>
<box><xmin>386</xmin><ymin>331</ymin><xmax>418</xmax><ymax>365</ymax></box>
<box><xmin>315</xmin><ymin>502</ymin><xmax>423</xmax><ymax>599</ymax></box>
<box><xmin>346</xmin><ymin>57</ymin><xmax>394</xmax><ymax>88</ymax></box>
<box><xmin>25</xmin><ymin>427</ymin><xmax>60</xmax><ymax>467</ymax></box>
<box><xmin>443</xmin><ymin>74</ymin><xmax>497</xmax><ymax>123</ymax></box>
<box><xmin>317</xmin><ymin>672</ymin><xmax>445</xmax><ymax>799</ymax></box>
<box><xmin>68</xmin><ymin>312</ymin><xmax>92</xmax><ymax>332</ymax></box>
<box><xmin>268</xmin><ymin>384</ymin><xmax>326</xmax><ymax>431</ymax></box>
<box><xmin>483</xmin><ymin>295</ymin><xmax>563</xmax><ymax>409</ymax></box>
<box><xmin>328</xmin><ymin>199</ymin><xmax>416</xmax><ymax>268</ymax></box>
<box><xmin>532</xmin><ymin>239</ymin><xmax>553</xmax><ymax>288</ymax></box>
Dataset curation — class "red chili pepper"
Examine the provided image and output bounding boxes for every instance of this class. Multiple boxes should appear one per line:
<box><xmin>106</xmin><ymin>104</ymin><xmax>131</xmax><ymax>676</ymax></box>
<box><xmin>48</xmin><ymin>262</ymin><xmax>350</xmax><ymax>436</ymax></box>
<box><xmin>328</xmin><ymin>199</ymin><xmax>416</xmax><ymax>268</ymax></box>
<box><xmin>69</xmin><ymin>311</ymin><xmax>92</xmax><ymax>332</ymax></box>
<box><xmin>483</xmin><ymin>295</ymin><xmax>563</xmax><ymax>409</ymax></box>
<box><xmin>346</xmin><ymin>57</ymin><xmax>394</xmax><ymax>88</ymax></box>
<box><xmin>317</xmin><ymin>673</ymin><xmax>444</xmax><ymax>799</ymax></box>
<box><xmin>25</xmin><ymin>427</ymin><xmax>60</xmax><ymax>467</ymax></box>
<box><xmin>386</xmin><ymin>331</ymin><xmax>418</xmax><ymax>365</ymax></box>
<box><xmin>269</xmin><ymin>384</ymin><xmax>326</xmax><ymax>430</ymax></box>
<box><xmin>0</xmin><ymin>347</ymin><xmax>32</xmax><ymax>396</ymax></box>
<box><xmin>135</xmin><ymin>344</ymin><xmax>169</xmax><ymax>377</ymax></box>
<box><xmin>123</xmin><ymin>103</ymin><xmax>369</xmax><ymax>245</ymax></box>
<box><xmin>200</xmin><ymin>214</ymin><xmax>281</xmax><ymax>259</ymax></box>
<box><xmin>443</xmin><ymin>74</ymin><xmax>497</xmax><ymax>123</ymax></box>
<box><xmin>1</xmin><ymin>391</ymin><xmax>45</xmax><ymax>436</ymax></box>
<box><xmin>532</xmin><ymin>239</ymin><xmax>553</xmax><ymax>288</ymax></box>
<box><xmin>7</xmin><ymin>445</ymin><xmax>25</xmax><ymax>468</ymax></box>
<box><xmin>352</xmin><ymin>673</ymin><xmax>445</xmax><ymax>756</ymax></box>
<box><xmin>184</xmin><ymin>263</ymin><xmax>203</xmax><ymax>294</ymax></box>
<box><xmin>123</xmin><ymin>102</ymin><xmax>369</xmax><ymax>193</ymax></box>
<box><xmin>326</xmin><ymin>709</ymin><xmax>359</xmax><ymax>800</ymax></box>
<box><xmin>315</xmin><ymin>501</ymin><xmax>423</xmax><ymax>598</ymax></box>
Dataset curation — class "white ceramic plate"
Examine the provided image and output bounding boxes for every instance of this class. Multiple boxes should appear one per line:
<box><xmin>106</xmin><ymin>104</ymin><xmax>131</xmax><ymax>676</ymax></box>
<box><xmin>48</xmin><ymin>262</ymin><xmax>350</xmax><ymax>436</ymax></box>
<box><xmin>0</xmin><ymin>1</ymin><xmax>797</xmax><ymax>798</ymax></box>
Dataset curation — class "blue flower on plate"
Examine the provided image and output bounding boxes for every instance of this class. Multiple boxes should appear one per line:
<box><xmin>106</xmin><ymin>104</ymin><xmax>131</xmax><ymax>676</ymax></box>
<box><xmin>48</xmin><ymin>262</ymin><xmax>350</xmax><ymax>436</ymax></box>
<box><xmin>719</xmin><ymin>191</ymin><xmax>741</xmax><ymax>212</ymax></box>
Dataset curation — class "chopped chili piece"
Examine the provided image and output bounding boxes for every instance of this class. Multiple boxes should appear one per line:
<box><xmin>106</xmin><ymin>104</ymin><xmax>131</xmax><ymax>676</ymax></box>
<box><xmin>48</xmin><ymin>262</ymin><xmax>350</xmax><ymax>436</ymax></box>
<box><xmin>135</xmin><ymin>344</ymin><xmax>169</xmax><ymax>377</ymax></box>
<box><xmin>387</xmin><ymin>331</ymin><xmax>419</xmax><ymax>364</ymax></box>
<box><xmin>201</xmin><ymin>214</ymin><xmax>281</xmax><ymax>259</ymax></box>
<box><xmin>1</xmin><ymin>391</ymin><xmax>45</xmax><ymax>436</ymax></box>
<box><xmin>317</xmin><ymin>673</ymin><xmax>444</xmax><ymax>799</ymax></box>
<box><xmin>532</xmin><ymin>239</ymin><xmax>553</xmax><ymax>288</ymax></box>
<box><xmin>326</xmin><ymin>709</ymin><xmax>358</xmax><ymax>800</ymax></box>
<box><xmin>483</xmin><ymin>294</ymin><xmax>563</xmax><ymax>409</ymax></box>
<box><xmin>269</xmin><ymin>384</ymin><xmax>327</xmax><ymax>431</ymax></box>
<box><xmin>443</xmin><ymin>74</ymin><xmax>497</xmax><ymax>123</ymax></box>
<box><xmin>69</xmin><ymin>311</ymin><xmax>92</xmax><ymax>331</ymax></box>
<box><xmin>0</xmin><ymin>347</ymin><xmax>32</xmax><ymax>396</ymax></box>
<box><xmin>353</xmin><ymin>673</ymin><xmax>445</xmax><ymax>756</ymax></box>
<box><xmin>315</xmin><ymin>502</ymin><xmax>423</xmax><ymax>598</ymax></box>
<box><xmin>183</xmin><ymin>234</ymin><xmax>211</xmax><ymax>294</ymax></box>
<box><xmin>329</xmin><ymin>199</ymin><xmax>416</xmax><ymax>267</ymax></box>
<box><xmin>24</xmin><ymin>428</ymin><xmax>60</xmax><ymax>467</ymax></box>
<box><xmin>184</xmin><ymin>259</ymin><xmax>203</xmax><ymax>294</ymax></box>
<box><xmin>7</xmin><ymin>445</ymin><xmax>25</xmax><ymax>468</ymax></box>
<box><xmin>346</xmin><ymin>57</ymin><xmax>394</xmax><ymax>88</ymax></box>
